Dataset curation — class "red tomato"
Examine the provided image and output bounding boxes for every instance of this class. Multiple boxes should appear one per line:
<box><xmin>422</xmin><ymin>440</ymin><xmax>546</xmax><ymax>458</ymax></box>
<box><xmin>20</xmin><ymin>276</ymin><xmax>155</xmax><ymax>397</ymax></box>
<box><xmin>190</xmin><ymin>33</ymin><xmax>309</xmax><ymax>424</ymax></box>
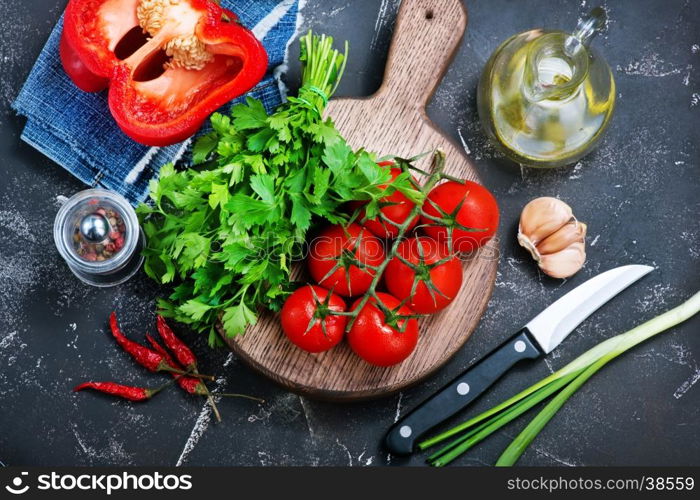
<box><xmin>281</xmin><ymin>286</ymin><xmax>347</xmax><ymax>353</ymax></box>
<box><xmin>308</xmin><ymin>223</ymin><xmax>385</xmax><ymax>297</ymax></box>
<box><xmin>348</xmin><ymin>293</ymin><xmax>419</xmax><ymax>367</ymax></box>
<box><xmin>385</xmin><ymin>237</ymin><xmax>463</xmax><ymax>314</ymax></box>
<box><xmin>421</xmin><ymin>181</ymin><xmax>500</xmax><ymax>253</ymax></box>
<box><xmin>352</xmin><ymin>167</ymin><xmax>419</xmax><ymax>238</ymax></box>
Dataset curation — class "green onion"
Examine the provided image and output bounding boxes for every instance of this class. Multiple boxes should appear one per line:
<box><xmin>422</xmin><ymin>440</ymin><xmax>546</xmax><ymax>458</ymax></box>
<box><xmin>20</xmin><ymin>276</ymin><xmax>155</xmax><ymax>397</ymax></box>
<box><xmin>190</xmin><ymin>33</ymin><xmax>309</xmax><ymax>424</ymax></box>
<box><xmin>427</xmin><ymin>368</ymin><xmax>584</xmax><ymax>466</ymax></box>
<box><xmin>421</xmin><ymin>290</ymin><xmax>700</xmax><ymax>467</ymax></box>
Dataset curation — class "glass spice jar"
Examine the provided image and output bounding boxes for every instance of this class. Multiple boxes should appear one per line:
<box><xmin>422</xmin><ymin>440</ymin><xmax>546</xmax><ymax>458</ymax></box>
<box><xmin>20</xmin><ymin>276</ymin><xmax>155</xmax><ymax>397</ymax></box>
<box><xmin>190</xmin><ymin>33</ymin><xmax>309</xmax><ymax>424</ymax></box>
<box><xmin>53</xmin><ymin>189</ymin><xmax>145</xmax><ymax>287</ymax></box>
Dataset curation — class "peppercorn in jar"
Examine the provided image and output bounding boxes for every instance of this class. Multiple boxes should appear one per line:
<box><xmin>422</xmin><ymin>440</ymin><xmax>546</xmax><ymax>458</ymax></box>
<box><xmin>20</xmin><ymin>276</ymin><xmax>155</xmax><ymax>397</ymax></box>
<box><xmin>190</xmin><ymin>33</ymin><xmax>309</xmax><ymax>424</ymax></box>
<box><xmin>54</xmin><ymin>189</ymin><xmax>144</xmax><ymax>287</ymax></box>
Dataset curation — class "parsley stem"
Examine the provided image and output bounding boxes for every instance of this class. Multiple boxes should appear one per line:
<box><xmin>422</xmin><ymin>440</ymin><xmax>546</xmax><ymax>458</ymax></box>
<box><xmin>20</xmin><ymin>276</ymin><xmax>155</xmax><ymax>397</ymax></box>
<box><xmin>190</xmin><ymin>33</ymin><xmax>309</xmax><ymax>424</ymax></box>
<box><xmin>300</xmin><ymin>31</ymin><xmax>348</xmax><ymax>113</ymax></box>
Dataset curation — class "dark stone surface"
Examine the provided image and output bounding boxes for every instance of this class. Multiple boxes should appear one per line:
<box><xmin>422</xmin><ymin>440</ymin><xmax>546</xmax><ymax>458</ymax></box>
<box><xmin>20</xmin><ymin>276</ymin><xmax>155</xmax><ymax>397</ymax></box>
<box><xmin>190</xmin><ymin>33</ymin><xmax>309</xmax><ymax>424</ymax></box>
<box><xmin>0</xmin><ymin>0</ymin><xmax>698</xmax><ymax>467</ymax></box>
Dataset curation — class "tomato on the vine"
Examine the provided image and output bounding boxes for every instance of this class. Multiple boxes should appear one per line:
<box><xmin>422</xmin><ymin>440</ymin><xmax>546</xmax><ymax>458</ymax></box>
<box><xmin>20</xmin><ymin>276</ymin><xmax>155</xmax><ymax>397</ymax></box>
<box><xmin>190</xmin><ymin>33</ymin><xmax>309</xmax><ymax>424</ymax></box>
<box><xmin>281</xmin><ymin>286</ymin><xmax>347</xmax><ymax>353</ymax></box>
<box><xmin>421</xmin><ymin>181</ymin><xmax>500</xmax><ymax>253</ymax></box>
<box><xmin>308</xmin><ymin>223</ymin><xmax>385</xmax><ymax>297</ymax></box>
<box><xmin>348</xmin><ymin>292</ymin><xmax>419</xmax><ymax>367</ymax></box>
<box><xmin>385</xmin><ymin>237</ymin><xmax>463</xmax><ymax>314</ymax></box>
<box><xmin>351</xmin><ymin>165</ymin><xmax>419</xmax><ymax>239</ymax></box>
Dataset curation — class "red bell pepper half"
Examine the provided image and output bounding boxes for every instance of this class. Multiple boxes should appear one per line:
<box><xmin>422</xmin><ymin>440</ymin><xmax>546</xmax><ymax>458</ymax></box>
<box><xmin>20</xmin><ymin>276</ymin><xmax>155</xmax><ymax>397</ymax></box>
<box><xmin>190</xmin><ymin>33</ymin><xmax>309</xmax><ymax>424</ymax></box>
<box><xmin>61</xmin><ymin>0</ymin><xmax>268</xmax><ymax>146</ymax></box>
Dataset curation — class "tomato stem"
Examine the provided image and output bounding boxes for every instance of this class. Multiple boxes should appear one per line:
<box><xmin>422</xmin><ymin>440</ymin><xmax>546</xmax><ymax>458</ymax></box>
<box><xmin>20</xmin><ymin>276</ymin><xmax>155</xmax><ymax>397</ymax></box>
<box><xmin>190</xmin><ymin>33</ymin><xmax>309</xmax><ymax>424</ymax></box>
<box><xmin>334</xmin><ymin>151</ymin><xmax>474</xmax><ymax>331</ymax></box>
<box><xmin>344</xmin><ymin>151</ymin><xmax>448</xmax><ymax>332</ymax></box>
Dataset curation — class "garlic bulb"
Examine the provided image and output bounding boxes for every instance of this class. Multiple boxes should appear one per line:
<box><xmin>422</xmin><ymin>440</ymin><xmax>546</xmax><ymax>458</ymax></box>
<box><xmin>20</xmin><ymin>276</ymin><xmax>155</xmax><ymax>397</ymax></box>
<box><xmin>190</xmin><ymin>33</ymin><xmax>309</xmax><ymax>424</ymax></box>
<box><xmin>517</xmin><ymin>197</ymin><xmax>587</xmax><ymax>278</ymax></box>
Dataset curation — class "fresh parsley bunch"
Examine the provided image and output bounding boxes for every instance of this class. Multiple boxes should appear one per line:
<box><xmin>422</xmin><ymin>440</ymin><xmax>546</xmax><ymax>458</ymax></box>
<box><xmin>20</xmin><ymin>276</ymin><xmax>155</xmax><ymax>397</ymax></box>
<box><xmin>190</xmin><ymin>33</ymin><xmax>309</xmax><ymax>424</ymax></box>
<box><xmin>138</xmin><ymin>32</ymin><xmax>422</xmax><ymax>345</ymax></box>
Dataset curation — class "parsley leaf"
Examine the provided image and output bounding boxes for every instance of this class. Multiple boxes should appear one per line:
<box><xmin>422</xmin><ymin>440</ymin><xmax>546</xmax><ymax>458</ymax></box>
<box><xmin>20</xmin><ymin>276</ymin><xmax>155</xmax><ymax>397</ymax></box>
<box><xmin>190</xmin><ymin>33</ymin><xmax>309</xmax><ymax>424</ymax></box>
<box><xmin>179</xmin><ymin>300</ymin><xmax>213</xmax><ymax>321</ymax></box>
<box><xmin>249</xmin><ymin>174</ymin><xmax>276</xmax><ymax>204</ymax></box>
<box><xmin>232</xmin><ymin>97</ymin><xmax>268</xmax><ymax>130</ymax></box>
<box><xmin>222</xmin><ymin>302</ymin><xmax>258</xmax><ymax>337</ymax></box>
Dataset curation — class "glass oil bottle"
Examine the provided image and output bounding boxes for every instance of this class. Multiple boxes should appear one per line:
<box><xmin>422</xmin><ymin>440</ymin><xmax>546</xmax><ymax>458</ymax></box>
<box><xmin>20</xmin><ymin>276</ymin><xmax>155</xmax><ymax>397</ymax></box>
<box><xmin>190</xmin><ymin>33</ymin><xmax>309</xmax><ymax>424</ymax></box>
<box><xmin>477</xmin><ymin>8</ymin><xmax>615</xmax><ymax>168</ymax></box>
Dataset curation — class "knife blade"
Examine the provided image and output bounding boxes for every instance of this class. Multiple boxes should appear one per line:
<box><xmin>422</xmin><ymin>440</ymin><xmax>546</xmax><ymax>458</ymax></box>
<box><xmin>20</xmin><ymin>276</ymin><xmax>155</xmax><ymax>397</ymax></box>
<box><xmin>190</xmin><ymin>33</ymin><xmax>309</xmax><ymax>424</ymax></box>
<box><xmin>385</xmin><ymin>264</ymin><xmax>654</xmax><ymax>455</ymax></box>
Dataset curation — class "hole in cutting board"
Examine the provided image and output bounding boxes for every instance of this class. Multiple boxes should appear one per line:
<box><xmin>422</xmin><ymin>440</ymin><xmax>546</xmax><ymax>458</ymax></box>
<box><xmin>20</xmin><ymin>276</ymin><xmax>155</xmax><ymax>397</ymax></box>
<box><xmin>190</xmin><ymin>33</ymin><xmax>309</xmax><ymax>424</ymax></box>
<box><xmin>425</xmin><ymin>9</ymin><xmax>434</xmax><ymax>20</ymax></box>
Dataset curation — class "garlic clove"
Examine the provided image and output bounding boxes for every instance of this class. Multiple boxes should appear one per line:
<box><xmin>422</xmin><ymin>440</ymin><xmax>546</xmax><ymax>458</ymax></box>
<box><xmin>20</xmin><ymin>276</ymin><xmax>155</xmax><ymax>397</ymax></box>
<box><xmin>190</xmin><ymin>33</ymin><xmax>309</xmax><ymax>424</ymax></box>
<box><xmin>538</xmin><ymin>241</ymin><xmax>586</xmax><ymax>279</ymax></box>
<box><xmin>537</xmin><ymin>222</ymin><xmax>587</xmax><ymax>256</ymax></box>
<box><xmin>518</xmin><ymin>197</ymin><xmax>574</xmax><ymax>246</ymax></box>
<box><xmin>517</xmin><ymin>232</ymin><xmax>541</xmax><ymax>261</ymax></box>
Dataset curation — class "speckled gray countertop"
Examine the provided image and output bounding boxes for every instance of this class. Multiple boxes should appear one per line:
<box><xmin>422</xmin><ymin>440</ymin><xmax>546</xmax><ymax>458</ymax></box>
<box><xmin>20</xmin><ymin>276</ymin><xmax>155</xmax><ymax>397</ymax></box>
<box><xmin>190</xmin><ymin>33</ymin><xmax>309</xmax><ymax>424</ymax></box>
<box><xmin>0</xmin><ymin>0</ymin><xmax>698</xmax><ymax>467</ymax></box>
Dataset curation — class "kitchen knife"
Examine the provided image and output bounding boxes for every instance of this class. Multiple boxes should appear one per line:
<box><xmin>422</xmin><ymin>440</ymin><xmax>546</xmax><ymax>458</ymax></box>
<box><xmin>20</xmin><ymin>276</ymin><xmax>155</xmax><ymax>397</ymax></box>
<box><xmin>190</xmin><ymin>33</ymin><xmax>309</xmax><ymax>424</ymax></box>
<box><xmin>385</xmin><ymin>264</ymin><xmax>654</xmax><ymax>455</ymax></box>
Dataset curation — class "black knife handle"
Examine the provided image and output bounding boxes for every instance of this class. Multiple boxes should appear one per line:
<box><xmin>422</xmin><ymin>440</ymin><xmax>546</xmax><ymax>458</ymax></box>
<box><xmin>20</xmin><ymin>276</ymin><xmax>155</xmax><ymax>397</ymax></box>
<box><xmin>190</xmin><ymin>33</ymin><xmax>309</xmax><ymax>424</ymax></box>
<box><xmin>385</xmin><ymin>328</ymin><xmax>542</xmax><ymax>455</ymax></box>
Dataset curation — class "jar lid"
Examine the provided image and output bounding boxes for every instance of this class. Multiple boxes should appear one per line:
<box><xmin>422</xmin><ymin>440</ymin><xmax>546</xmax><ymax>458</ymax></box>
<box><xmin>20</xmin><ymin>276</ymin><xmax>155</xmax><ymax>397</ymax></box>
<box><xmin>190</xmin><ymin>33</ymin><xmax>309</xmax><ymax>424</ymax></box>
<box><xmin>53</xmin><ymin>189</ymin><xmax>140</xmax><ymax>276</ymax></box>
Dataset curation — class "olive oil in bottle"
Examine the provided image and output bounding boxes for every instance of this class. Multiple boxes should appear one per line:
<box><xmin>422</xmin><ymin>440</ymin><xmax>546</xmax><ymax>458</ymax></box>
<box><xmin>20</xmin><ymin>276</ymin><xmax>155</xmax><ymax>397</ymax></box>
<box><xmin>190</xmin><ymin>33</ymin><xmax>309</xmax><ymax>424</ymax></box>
<box><xmin>477</xmin><ymin>8</ymin><xmax>615</xmax><ymax>168</ymax></box>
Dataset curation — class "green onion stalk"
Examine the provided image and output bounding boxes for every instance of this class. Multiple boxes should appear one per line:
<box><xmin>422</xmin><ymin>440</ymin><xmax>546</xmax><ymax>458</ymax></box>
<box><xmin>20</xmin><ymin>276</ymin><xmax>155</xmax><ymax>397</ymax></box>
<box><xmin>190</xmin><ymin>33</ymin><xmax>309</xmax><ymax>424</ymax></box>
<box><xmin>420</xmin><ymin>290</ymin><xmax>700</xmax><ymax>467</ymax></box>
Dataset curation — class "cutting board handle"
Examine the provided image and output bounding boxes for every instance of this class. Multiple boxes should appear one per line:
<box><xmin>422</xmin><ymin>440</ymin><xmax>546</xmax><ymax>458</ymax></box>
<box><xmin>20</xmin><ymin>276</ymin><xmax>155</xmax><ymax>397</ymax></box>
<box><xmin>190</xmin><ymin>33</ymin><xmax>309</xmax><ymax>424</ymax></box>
<box><xmin>380</xmin><ymin>0</ymin><xmax>468</xmax><ymax>108</ymax></box>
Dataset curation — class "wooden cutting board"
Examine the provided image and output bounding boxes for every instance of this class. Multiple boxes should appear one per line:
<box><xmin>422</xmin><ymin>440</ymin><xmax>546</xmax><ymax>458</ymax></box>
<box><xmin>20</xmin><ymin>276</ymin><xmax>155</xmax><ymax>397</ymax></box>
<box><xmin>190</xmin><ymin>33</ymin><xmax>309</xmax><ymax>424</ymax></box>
<box><xmin>221</xmin><ymin>0</ymin><xmax>497</xmax><ymax>400</ymax></box>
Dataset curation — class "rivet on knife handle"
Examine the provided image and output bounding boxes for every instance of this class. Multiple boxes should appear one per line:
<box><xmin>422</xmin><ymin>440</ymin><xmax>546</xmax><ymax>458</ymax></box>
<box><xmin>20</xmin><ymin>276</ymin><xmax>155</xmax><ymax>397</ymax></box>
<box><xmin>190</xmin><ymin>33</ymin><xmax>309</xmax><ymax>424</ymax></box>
<box><xmin>385</xmin><ymin>329</ymin><xmax>542</xmax><ymax>456</ymax></box>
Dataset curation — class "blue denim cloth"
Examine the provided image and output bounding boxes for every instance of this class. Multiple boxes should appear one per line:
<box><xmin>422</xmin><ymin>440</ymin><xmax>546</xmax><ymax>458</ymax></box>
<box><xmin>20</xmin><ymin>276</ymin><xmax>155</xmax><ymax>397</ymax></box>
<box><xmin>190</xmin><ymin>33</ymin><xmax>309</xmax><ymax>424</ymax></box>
<box><xmin>13</xmin><ymin>0</ymin><xmax>300</xmax><ymax>205</ymax></box>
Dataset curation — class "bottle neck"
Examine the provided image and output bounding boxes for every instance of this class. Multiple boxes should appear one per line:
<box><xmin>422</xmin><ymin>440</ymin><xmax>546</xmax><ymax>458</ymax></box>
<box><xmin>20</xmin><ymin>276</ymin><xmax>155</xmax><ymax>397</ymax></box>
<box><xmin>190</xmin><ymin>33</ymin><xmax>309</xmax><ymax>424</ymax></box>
<box><xmin>522</xmin><ymin>32</ymin><xmax>588</xmax><ymax>102</ymax></box>
<box><xmin>522</xmin><ymin>8</ymin><xmax>606</xmax><ymax>102</ymax></box>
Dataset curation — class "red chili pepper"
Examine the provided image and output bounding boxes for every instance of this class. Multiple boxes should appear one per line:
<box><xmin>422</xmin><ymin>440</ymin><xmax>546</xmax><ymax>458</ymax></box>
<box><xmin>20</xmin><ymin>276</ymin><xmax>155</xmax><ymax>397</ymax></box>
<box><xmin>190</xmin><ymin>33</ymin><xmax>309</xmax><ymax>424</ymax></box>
<box><xmin>145</xmin><ymin>334</ymin><xmax>206</xmax><ymax>396</ymax></box>
<box><xmin>157</xmin><ymin>316</ymin><xmax>198</xmax><ymax>372</ymax></box>
<box><xmin>109</xmin><ymin>312</ymin><xmax>171</xmax><ymax>372</ymax></box>
<box><xmin>61</xmin><ymin>0</ymin><xmax>268</xmax><ymax>146</ymax></box>
<box><xmin>109</xmin><ymin>312</ymin><xmax>215</xmax><ymax>381</ymax></box>
<box><xmin>73</xmin><ymin>382</ymin><xmax>159</xmax><ymax>402</ymax></box>
<box><xmin>146</xmin><ymin>333</ymin><xmax>222</xmax><ymax>422</ymax></box>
